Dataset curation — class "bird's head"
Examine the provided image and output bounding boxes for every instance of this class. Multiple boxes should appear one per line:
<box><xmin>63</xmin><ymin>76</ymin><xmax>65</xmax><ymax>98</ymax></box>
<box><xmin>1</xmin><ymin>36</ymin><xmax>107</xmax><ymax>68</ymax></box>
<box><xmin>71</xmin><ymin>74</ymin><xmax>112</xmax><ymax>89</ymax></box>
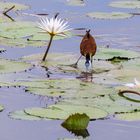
<box><xmin>86</xmin><ymin>29</ymin><xmax>91</xmax><ymax>38</ymax></box>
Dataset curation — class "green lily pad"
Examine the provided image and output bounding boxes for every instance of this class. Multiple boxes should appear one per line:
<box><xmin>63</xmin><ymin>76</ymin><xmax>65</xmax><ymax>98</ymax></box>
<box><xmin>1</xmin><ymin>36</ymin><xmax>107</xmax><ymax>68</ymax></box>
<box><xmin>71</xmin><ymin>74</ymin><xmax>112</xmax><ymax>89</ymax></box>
<box><xmin>15</xmin><ymin>78</ymin><xmax>114</xmax><ymax>97</ymax></box>
<box><xmin>22</xmin><ymin>48</ymin><xmax>140</xmax><ymax>79</ymax></box>
<box><xmin>116</xmin><ymin>111</ymin><xmax>140</xmax><ymax>121</ymax></box>
<box><xmin>9</xmin><ymin>110</ymin><xmax>45</xmax><ymax>120</ymax></box>
<box><xmin>114</xmin><ymin>85</ymin><xmax>140</xmax><ymax>103</ymax></box>
<box><xmin>18</xmin><ymin>79</ymin><xmax>80</xmax><ymax>97</ymax></box>
<box><xmin>0</xmin><ymin>105</ymin><xmax>4</xmax><ymax>112</ymax></box>
<box><xmin>87</xmin><ymin>12</ymin><xmax>133</xmax><ymax>20</ymax></box>
<box><xmin>23</xmin><ymin>47</ymin><xmax>140</xmax><ymax>64</ymax></box>
<box><xmin>62</xmin><ymin>113</ymin><xmax>90</xmax><ymax>130</ymax></box>
<box><xmin>24</xmin><ymin>104</ymin><xmax>108</xmax><ymax>120</ymax></box>
<box><xmin>0</xmin><ymin>14</ymin><xmax>13</xmax><ymax>23</ymax></box>
<box><xmin>106</xmin><ymin>66</ymin><xmax>140</xmax><ymax>83</ymax></box>
<box><xmin>66</xmin><ymin>0</ymin><xmax>85</xmax><ymax>6</ymax></box>
<box><xmin>0</xmin><ymin>37</ymin><xmax>47</xmax><ymax>47</ymax></box>
<box><xmin>0</xmin><ymin>2</ymin><xmax>29</xmax><ymax>11</ymax></box>
<box><xmin>62</xmin><ymin>93</ymin><xmax>140</xmax><ymax>115</ymax></box>
<box><xmin>0</xmin><ymin>59</ymin><xmax>31</xmax><ymax>74</ymax></box>
<box><xmin>109</xmin><ymin>1</ymin><xmax>140</xmax><ymax>9</ymax></box>
<box><xmin>22</xmin><ymin>52</ymin><xmax>116</xmax><ymax>75</ymax></box>
<box><xmin>0</xmin><ymin>21</ymin><xmax>71</xmax><ymax>47</ymax></box>
<box><xmin>96</xmin><ymin>47</ymin><xmax>140</xmax><ymax>60</ymax></box>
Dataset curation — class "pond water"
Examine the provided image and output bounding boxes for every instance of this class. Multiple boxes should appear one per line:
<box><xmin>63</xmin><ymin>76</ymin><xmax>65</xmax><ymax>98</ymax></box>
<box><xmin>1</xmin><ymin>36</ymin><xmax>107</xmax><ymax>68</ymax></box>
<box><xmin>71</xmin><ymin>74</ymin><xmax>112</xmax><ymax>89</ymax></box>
<box><xmin>0</xmin><ymin>0</ymin><xmax>140</xmax><ymax>140</ymax></box>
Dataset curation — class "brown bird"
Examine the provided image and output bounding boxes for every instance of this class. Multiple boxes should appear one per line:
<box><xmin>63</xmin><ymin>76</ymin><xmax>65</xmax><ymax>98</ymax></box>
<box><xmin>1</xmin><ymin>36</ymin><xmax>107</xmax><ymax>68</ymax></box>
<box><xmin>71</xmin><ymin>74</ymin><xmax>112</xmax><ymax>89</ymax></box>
<box><xmin>75</xmin><ymin>30</ymin><xmax>97</xmax><ymax>69</ymax></box>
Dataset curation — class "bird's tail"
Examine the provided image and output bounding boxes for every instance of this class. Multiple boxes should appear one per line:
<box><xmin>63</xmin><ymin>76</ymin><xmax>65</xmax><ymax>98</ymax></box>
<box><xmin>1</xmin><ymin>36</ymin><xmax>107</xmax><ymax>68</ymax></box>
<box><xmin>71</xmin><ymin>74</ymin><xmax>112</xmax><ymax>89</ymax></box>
<box><xmin>85</xmin><ymin>53</ymin><xmax>90</xmax><ymax>69</ymax></box>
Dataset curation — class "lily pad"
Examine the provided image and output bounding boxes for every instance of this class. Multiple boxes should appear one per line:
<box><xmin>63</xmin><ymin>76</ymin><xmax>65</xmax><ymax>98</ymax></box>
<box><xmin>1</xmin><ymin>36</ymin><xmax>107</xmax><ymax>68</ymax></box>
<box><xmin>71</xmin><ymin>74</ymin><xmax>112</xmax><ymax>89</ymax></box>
<box><xmin>95</xmin><ymin>47</ymin><xmax>140</xmax><ymax>60</ymax></box>
<box><xmin>0</xmin><ymin>37</ymin><xmax>48</xmax><ymax>47</ymax></box>
<box><xmin>0</xmin><ymin>14</ymin><xmax>13</xmax><ymax>23</ymax></box>
<box><xmin>9</xmin><ymin>110</ymin><xmax>45</xmax><ymax>120</ymax></box>
<box><xmin>22</xmin><ymin>48</ymin><xmax>140</xmax><ymax>79</ymax></box>
<box><xmin>0</xmin><ymin>105</ymin><xmax>4</xmax><ymax>112</ymax></box>
<box><xmin>0</xmin><ymin>59</ymin><xmax>31</xmax><ymax>74</ymax></box>
<box><xmin>62</xmin><ymin>94</ymin><xmax>140</xmax><ymax>115</ymax></box>
<box><xmin>24</xmin><ymin>104</ymin><xmax>108</xmax><ymax>120</ymax></box>
<box><xmin>0</xmin><ymin>2</ymin><xmax>29</xmax><ymax>11</ymax></box>
<box><xmin>23</xmin><ymin>47</ymin><xmax>140</xmax><ymax>64</ymax></box>
<box><xmin>23</xmin><ymin>52</ymin><xmax>117</xmax><ymax>75</ymax></box>
<box><xmin>66</xmin><ymin>0</ymin><xmax>85</xmax><ymax>6</ymax></box>
<box><xmin>106</xmin><ymin>67</ymin><xmax>140</xmax><ymax>83</ymax></box>
<box><xmin>87</xmin><ymin>12</ymin><xmax>133</xmax><ymax>20</ymax></box>
<box><xmin>0</xmin><ymin>21</ymin><xmax>71</xmax><ymax>47</ymax></box>
<box><xmin>18</xmin><ymin>79</ymin><xmax>80</xmax><ymax>97</ymax></box>
<box><xmin>114</xmin><ymin>85</ymin><xmax>140</xmax><ymax>103</ymax></box>
<box><xmin>15</xmin><ymin>79</ymin><xmax>114</xmax><ymax>97</ymax></box>
<box><xmin>116</xmin><ymin>111</ymin><xmax>140</xmax><ymax>121</ymax></box>
<box><xmin>109</xmin><ymin>1</ymin><xmax>140</xmax><ymax>9</ymax></box>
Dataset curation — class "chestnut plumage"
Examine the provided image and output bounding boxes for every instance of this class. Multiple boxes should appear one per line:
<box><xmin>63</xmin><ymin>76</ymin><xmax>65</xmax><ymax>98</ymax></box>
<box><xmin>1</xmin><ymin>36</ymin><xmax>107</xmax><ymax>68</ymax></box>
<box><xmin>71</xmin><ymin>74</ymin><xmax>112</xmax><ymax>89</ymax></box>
<box><xmin>80</xmin><ymin>30</ymin><xmax>97</xmax><ymax>68</ymax></box>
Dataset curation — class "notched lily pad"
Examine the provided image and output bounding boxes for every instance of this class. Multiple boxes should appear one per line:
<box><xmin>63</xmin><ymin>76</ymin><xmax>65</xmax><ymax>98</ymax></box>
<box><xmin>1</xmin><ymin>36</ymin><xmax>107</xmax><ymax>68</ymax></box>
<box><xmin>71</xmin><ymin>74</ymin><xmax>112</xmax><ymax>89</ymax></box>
<box><xmin>9</xmin><ymin>110</ymin><xmax>45</xmax><ymax>120</ymax></box>
<box><xmin>87</xmin><ymin>12</ymin><xmax>133</xmax><ymax>20</ymax></box>
<box><xmin>0</xmin><ymin>21</ymin><xmax>71</xmax><ymax>47</ymax></box>
<box><xmin>109</xmin><ymin>1</ymin><xmax>140</xmax><ymax>9</ymax></box>
<box><xmin>24</xmin><ymin>104</ymin><xmax>108</xmax><ymax>120</ymax></box>
<box><xmin>116</xmin><ymin>110</ymin><xmax>140</xmax><ymax>121</ymax></box>
<box><xmin>0</xmin><ymin>59</ymin><xmax>31</xmax><ymax>74</ymax></box>
<box><xmin>96</xmin><ymin>47</ymin><xmax>140</xmax><ymax>60</ymax></box>
<box><xmin>0</xmin><ymin>2</ymin><xmax>29</xmax><ymax>11</ymax></box>
<box><xmin>0</xmin><ymin>14</ymin><xmax>13</xmax><ymax>23</ymax></box>
<box><xmin>63</xmin><ymin>93</ymin><xmax>140</xmax><ymax>115</ymax></box>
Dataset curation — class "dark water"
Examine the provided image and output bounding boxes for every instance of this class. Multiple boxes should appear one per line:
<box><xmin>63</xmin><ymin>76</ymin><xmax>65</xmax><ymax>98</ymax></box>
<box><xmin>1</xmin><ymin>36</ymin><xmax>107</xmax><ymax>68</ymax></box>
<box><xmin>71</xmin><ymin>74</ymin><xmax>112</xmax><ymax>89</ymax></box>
<box><xmin>0</xmin><ymin>0</ymin><xmax>140</xmax><ymax>139</ymax></box>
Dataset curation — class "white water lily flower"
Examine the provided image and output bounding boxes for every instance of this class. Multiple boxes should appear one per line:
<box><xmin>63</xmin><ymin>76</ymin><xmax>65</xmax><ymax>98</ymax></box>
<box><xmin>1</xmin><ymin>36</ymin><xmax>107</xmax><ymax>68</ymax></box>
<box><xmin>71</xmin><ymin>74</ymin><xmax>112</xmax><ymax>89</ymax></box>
<box><xmin>124</xmin><ymin>78</ymin><xmax>140</xmax><ymax>88</ymax></box>
<box><xmin>37</xmin><ymin>16</ymin><xmax>72</xmax><ymax>61</ymax></box>
<box><xmin>37</xmin><ymin>17</ymin><xmax>72</xmax><ymax>36</ymax></box>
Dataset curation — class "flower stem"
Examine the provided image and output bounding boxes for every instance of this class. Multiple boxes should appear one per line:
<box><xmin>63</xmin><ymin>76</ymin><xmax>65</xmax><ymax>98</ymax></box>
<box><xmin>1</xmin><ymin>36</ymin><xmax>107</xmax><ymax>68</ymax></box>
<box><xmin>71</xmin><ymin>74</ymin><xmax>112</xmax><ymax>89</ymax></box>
<box><xmin>42</xmin><ymin>35</ymin><xmax>54</xmax><ymax>61</ymax></box>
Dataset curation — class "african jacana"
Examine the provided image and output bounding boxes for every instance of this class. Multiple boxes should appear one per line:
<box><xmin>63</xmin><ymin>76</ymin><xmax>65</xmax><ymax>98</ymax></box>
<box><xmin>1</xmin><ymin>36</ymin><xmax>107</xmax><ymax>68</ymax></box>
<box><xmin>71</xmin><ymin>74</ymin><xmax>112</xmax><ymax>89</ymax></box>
<box><xmin>75</xmin><ymin>30</ymin><xmax>97</xmax><ymax>69</ymax></box>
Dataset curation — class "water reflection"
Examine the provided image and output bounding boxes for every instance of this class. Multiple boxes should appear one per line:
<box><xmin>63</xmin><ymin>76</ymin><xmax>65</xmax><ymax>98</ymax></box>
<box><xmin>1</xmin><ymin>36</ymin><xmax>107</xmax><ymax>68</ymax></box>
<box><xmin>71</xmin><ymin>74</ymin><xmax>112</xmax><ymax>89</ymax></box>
<box><xmin>62</xmin><ymin>124</ymin><xmax>90</xmax><ymax>138</ymax></box>
<box><xmin>76</xmin><ymin>71</ymin><xmax>93</xmax><ymax>82</ymax></box>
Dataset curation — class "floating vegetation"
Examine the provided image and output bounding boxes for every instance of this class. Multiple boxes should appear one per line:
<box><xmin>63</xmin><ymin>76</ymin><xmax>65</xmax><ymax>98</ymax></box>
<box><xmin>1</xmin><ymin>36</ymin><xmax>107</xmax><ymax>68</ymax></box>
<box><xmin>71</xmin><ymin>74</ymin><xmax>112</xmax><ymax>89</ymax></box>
<box><xmin>0</xmin><ymin>2</ymin><xmax>29</xmax><ymax>12</ymax></box>
<box><xmin>23</xmin><ymin>104</ymin><xmax>108</xmax><ymax>120</ymax></box>
<box><xmin>9</xmin><ymin>110</ymin><xmax>44</xmax><ymax>121</ymax></box>
<box><xmin>0</xmin><ymin>105</ymin><xmax>4</xmax><ymax>112</ymax></box>
<box><xmin>116</xmin><ymin>110</ymin><xmax>140</xmax><ymax>121</ymax></box>
<box><xmin>87</xmin><ymin>12</ymin><xmax>133</xmax><ymax>20</ymax></box>
<box><xmin>0</xmin><ymin>0</ymin><xmax>140</xmax><ymax>128</ymax></box>
<box><xmin>0</xmin><ymin>21</ymin><xmax>72</xmax><ymax>47</ymax></box>
<box><xmin>66</xmin><ymin>0</ymin><xmax>85</xmax><ymax>6</ymax></box>
<box><xmin>0</xmin><ymin>59</ymin><xmax>31</xmax><ymax>74</ymax></box>
<box><xmin>109</xmin><ymin>1</ymin><xmax>140</xmax><ymax>9</ymax></box>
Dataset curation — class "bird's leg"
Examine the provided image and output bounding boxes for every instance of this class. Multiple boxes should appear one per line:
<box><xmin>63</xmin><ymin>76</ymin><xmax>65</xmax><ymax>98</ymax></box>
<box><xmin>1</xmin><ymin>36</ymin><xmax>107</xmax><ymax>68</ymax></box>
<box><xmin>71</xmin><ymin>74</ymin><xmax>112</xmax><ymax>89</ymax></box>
<box><xmin>90</xmin><ymin>57</ymin><xmax>93</xmax><ymax>69</ymax></box>
<box><xmin>72</xmin><ymin>55</ymin><xmax>82</xmax><ymax>68</ymax></box>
